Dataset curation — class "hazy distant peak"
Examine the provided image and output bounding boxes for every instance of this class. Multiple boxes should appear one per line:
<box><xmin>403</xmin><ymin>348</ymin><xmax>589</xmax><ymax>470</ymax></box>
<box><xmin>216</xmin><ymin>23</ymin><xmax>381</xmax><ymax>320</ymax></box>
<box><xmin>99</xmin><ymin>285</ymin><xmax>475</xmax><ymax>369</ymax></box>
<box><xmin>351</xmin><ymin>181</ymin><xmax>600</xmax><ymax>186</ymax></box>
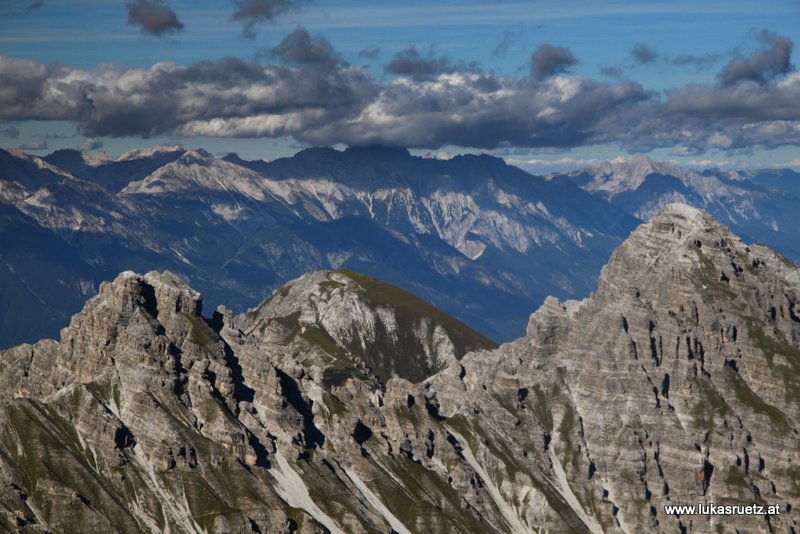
<box><xmin>176</xmin><ymin>148</ymin><xmax>213</xmax><ymax>163</ymax></box>
<box><xmin>343</xmin><ymin>145</ymin><xmax>412</xmax><ymax>159</ymax></box>
<box><xmin>4</xmin><ymin>147</ymin><xmax>74</xmax><ymax>178</ymax></box>
<box><xmin>80</xmin><ymin>150</ymin><xmax>114</xmax><ymax>166</ymax></box>
<box><xmin>578</xmin><ymin>155</ymin><xmax>687</xmax><ymax>195</ymax></box>
<box><xmin>121</xmin><ymin>148</ymin><xmax>266</xmax><ymax>197</ymax></box>
<box><xmin>116</xmin><ymin>144</ymin><xmax>185</xmax><ymax>162</ymax></box>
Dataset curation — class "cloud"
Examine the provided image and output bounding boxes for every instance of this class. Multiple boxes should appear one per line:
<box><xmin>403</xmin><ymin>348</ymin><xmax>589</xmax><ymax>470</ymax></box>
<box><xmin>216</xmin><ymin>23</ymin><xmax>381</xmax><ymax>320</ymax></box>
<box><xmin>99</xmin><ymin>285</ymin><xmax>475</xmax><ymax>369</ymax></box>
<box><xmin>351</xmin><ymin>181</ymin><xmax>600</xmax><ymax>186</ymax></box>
<box><xmin>530</xmin><ymin>44</ymin><xmax>578</xmax><ymax>80</ymax></box>
<box><xmin>267</xmin><ymin>26</ymin><xmax>339</xmax><ymax>65</ymax></box>
<box><xmin>25</xmin><ymin>0</ymin><xmax>43</xmax><ymax>11</ymax></box>
<box><xmin>631</xmin><ymin>43</ymin><xmax>658</xmax><ymax>65</ymax></box>
<box><xmin>78</xmin><ymin>139</ymin><xmax>103</xmax><ymax>151</ymax></box>
<box><xmin>627</xmin><ymin>44</ymin><xmax>724</xmax><ymax>71</ymax></box>
<box><xmin>126</xmin><ymin>0</ymin><xmax>184</xmax><ymax>37</ymax></box>
<box><xmin>491</xmin><ymin>30</ymin><xmax>521</xmax><ymax>58</ymax></box>
<box><xmin>1</xmin><ymin>29</ymin><xmax>799</xmax><ymax>154</ymax></box>
<box><xmin>719</xmin><ymin>30</ymin><xmax>793</xmax><ymax>86</ymax></box>
<box><xmin>671</xmin><ymin>53</ymin><xmax>721</xmax><ymax>69</ymax></box>
<box><xmin>384</xmin><ymin>46</ymin><xmax>477</xmax><ymax>79</ymax></box>
<box><xmin>358</xmin><ymin>46</ymin><xmax>381</xmax><ymax>60</ymax></box>
<box><xmin>18</xmin><ymin>138</ymin><xmax>48</xmax><ymax>151</ymax></box>
<box><xmin>299</xmin><ymin>75</ymin><xmax>651</xmax><ymax>149</ymax></box>
<box><xmin>231</xmin><ymin>0</ymin><xmax>306</xmax><ymax>38</ymax></box>
<box><xmin>0</xmin><ymin>51</ymin><xmax>377</xmax><ymax>139</ymax></box>
<box><xmin>600</xmin><ymin>66</ymin><xmax>623</xmax><ymax>78</ymax></box>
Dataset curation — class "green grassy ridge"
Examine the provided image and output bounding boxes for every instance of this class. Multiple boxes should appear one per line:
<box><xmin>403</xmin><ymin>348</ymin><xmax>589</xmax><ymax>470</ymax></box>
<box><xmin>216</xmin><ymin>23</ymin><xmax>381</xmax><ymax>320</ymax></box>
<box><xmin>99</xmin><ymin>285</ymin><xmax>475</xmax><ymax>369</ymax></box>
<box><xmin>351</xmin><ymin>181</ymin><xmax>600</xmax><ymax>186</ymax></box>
<box><xmin>263</xmin><ymin>269</ymin><xmax>497</xmax><ymax>385</ymax></box>
<box><xmin>335</xmin><ymin>269</ymin><xmax>498</xmax><ymax>352</ymax></box>
<box><xmin>325</xmin><ymin>269</ymin><xmax>497</xmax><ymax>383</ymax></box>
<box><xmin>0</xmin><ymin>399</ymin><xmax>144</xmax><ymax>531</ymax></box>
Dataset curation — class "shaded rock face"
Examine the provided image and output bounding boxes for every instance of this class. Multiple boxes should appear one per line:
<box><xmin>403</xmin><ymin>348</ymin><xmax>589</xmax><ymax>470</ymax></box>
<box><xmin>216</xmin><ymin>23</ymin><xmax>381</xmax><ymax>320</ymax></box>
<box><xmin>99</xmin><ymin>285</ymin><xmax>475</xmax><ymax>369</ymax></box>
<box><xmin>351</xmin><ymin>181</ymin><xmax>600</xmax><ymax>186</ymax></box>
<box><xmin>0</xmin><ymin>203</ymin><xmax>799</xmax><ymax>533</ymax></box>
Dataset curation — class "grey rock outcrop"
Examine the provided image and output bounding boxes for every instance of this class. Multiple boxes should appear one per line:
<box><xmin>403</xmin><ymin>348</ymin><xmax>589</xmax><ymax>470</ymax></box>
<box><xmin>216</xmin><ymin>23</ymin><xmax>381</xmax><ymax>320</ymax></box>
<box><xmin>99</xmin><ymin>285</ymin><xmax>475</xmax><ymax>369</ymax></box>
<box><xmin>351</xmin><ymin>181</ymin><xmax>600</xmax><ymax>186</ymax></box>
<box><xmin>0</xmin><ymin>203</ymin><xmax>798</xmax><ymax>533</ymax></box>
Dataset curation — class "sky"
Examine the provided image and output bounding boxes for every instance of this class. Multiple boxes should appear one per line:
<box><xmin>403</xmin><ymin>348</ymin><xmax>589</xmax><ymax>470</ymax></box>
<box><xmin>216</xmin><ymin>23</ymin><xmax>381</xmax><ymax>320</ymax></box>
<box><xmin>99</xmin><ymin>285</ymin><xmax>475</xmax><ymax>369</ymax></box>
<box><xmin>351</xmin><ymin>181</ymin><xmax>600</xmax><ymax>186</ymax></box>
<box><xmin>1</xmin><ymin>0</ymin><xmax>799</xmax><ymax>173</ymax></box>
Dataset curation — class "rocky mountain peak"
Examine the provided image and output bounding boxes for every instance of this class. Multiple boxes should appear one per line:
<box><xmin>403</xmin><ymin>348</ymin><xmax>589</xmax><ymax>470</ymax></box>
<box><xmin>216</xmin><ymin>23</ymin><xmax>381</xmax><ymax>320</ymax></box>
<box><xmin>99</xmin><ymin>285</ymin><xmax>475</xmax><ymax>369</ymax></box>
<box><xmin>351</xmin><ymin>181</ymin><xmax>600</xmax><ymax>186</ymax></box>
<box><xmin>594</xmin><ymin>203</ymin><xmax>742</xmax><ymax>298</ymax></box>
<box><xmin>637</xmin><ymin>202</ymin><xmax>721</xmax><ymax>247</ymax></box>
<box><xmin>120</xmin><ymin>149</ymin><xmax>264</xmax><ymax>197</ymax></box>
<box><xmin>42</xmin><ymin>148</ymin><xmax>113</xmax><ymax>171</ymax></box>
<box><xmin>236</xmin><ymin>269</ymin><xmax>496</xmax><ymax>385</ymax></box>
<box><xmin>176</xmin><ymin>148</ymin><xmax>214</xmax><ymax>164</ymax></box>
<box><xmin>577</xmin><ymin>155</ymin><xmax>686</xmax><ymax>197</ymax></box>
<box><xmin>116</xmin><ymin>145</ymin><xmax>185</xmax><ymax>162</ymax></box>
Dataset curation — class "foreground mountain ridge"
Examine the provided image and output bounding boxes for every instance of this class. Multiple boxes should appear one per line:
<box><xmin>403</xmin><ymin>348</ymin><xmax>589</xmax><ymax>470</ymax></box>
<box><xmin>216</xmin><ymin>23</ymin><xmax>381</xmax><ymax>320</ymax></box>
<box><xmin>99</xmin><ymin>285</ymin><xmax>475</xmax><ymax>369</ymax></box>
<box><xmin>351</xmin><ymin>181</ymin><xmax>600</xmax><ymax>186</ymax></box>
<box><xmin>1</xmin><ymin>203</ymin><xmax>798</xmax><ymax>532</ymax></box>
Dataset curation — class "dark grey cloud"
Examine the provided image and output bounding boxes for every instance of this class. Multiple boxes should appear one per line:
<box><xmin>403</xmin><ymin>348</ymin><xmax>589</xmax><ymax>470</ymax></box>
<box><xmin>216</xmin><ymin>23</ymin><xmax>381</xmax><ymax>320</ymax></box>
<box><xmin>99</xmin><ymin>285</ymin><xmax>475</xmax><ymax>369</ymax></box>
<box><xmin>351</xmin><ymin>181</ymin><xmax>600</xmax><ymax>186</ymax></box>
<box><xmin>530</xmin><ymin>44</ymin><xmax>577</xmax><ymax>80</ymax></box>
<box><xmin>19</xmin><ymin>138</ymin><xmax>47</xmax><ymax>151</ymax></box>
<box><xmin>671</xmin><ymin>53</ymin><xmax>722</xmax><ymax>69</ymax></box>
<box><xmin>384</xmin><ymin>47</ymin><xmax>474</xmax><ymax>79</ymax></box>
<box><xmin>231</xmin><ymin>0</ymin><xmax>306</xmax><ymax>38</ymax></box>
<box><xmin>631</xmin><ymin>43</ymin><xmax>658</xmax><ymax>65</ymax></box>
<box><xmin>126</xmin><ymin>0</ymin><xmax>184</xmax><ymax>37</ymax></box>
<box><xmin>0</xmin><ymin>51</ymin><xmax>376</xmax><ymax>139</ymax></box>
<box><xmin>0</xmin><ymin>0</ymin><xmax>44</xmax><ymax>15</ymax></box>
<box><xmin>268</xmin><ymin>26</ymin><xmax>339</xmax><ymax>65</ymax></box>
<box><xmin>600</xmin><ymin>66</ymin><xmax>623</xmax><ymax>78</ymax></box>
<box><xmin>358</xmin><ymin>46</ymin><xmax>381</xmax><ymax>60</ymax></box>
<box><xmin>624</xmin><ymin>44</ymin><xmax>724</xmax><ymax>72</ymax></box>
<box><xmin>719</xmin><ymin>30</ymin><xmax>793</xmax><ymax>86</ymax></box>
<box><xmin>2</xmin><ymin>28</ymin><xmax>799</xmax><ymax>154</ymax></box>
<box><xmin>316</xmin><ymin>76</ymin><xmax>652</xmax><ymax>150</ymax></box>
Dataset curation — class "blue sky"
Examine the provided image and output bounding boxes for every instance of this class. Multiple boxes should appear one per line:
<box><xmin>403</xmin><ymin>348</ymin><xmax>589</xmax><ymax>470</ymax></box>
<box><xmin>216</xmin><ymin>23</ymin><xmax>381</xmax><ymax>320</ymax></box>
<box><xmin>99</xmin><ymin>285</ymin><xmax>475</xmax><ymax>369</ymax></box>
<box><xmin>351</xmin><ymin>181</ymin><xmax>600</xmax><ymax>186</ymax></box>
<box><xmin>1</xmin><ymin>0</ymin><xmax>799</xmax><ymax>172</ymax></box>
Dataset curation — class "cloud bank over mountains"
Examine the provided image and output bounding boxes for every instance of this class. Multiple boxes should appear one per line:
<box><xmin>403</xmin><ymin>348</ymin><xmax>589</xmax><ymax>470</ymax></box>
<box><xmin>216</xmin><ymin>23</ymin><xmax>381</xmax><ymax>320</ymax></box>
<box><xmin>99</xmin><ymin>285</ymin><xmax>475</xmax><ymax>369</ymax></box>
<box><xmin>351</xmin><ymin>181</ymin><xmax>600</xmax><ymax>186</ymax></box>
<box><xmin>0</xmin><ymin>27</ymin><xmax>797</xmax><ymax>154</ymax></box>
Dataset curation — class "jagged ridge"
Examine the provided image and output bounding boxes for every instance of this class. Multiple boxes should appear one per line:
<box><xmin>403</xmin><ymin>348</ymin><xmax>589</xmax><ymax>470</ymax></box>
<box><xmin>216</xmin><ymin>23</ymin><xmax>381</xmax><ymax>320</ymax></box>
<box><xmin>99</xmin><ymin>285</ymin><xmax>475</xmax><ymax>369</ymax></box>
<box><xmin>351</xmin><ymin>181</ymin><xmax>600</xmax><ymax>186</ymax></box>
<box><xmin>0</xmin><ymin>204</ymin><xmax>798</xmax><ymax>533</ymax></box>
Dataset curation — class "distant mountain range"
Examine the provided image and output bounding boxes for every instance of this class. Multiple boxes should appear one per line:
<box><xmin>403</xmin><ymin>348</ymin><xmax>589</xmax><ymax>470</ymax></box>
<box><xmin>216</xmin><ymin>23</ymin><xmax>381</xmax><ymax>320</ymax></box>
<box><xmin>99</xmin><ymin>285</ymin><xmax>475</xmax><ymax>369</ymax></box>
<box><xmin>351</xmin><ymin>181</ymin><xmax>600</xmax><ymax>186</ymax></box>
<box><xmin>1</xmin><ymin>145</ymin><xmax>798</xmax><ymax>348</ymax></box>
<box><xmin>550</xmin><ymin>155</ymin><xmax>800</xmax><ymax>259</ymax></box>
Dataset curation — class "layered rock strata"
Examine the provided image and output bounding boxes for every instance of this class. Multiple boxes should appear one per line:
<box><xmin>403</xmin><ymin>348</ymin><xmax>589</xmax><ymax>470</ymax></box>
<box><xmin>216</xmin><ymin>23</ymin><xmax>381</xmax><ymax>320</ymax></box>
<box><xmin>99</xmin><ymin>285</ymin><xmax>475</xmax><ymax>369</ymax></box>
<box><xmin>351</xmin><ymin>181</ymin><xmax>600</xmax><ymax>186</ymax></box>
<box><xmin>0</xmin><ymin>204</ymin><xmax>798</xmax><ymax>533</ymax></box>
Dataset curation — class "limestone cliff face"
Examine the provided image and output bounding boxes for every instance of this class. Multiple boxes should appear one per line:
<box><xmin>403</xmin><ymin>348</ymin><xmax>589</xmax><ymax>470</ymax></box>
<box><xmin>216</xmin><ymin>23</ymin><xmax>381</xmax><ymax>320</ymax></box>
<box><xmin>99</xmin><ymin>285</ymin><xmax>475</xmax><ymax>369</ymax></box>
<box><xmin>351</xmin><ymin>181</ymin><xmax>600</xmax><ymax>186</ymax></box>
<box><xmin>1</xmin><ymin>204</ymin><xmax>798</xmax><ymax>533</ymax></box>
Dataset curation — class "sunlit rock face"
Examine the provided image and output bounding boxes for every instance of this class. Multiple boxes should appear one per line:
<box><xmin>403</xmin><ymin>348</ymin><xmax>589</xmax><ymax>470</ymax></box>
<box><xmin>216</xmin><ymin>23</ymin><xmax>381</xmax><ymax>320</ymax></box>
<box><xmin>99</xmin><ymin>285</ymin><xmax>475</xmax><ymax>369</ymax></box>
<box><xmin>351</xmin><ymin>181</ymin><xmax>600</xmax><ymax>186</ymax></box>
<box><xmin>1</xmin><ymin>204</ymin><xmax>798</xmax><ymax>533</ymax></box>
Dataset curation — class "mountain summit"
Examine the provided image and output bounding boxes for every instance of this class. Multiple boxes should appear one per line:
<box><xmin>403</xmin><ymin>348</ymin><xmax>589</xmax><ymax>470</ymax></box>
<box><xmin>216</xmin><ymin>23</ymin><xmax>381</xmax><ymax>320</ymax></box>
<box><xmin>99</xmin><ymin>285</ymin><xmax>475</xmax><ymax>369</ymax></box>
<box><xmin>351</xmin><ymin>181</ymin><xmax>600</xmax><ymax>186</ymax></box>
<box><xmin>1</xmin><ymin>204</ymin><xmax>797</xmax><ymax>533</ymax></box>
<box><xmin>578</xmin><ymin>155</ymin><xmax>687</xmax><ymax>195</ymax></box>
